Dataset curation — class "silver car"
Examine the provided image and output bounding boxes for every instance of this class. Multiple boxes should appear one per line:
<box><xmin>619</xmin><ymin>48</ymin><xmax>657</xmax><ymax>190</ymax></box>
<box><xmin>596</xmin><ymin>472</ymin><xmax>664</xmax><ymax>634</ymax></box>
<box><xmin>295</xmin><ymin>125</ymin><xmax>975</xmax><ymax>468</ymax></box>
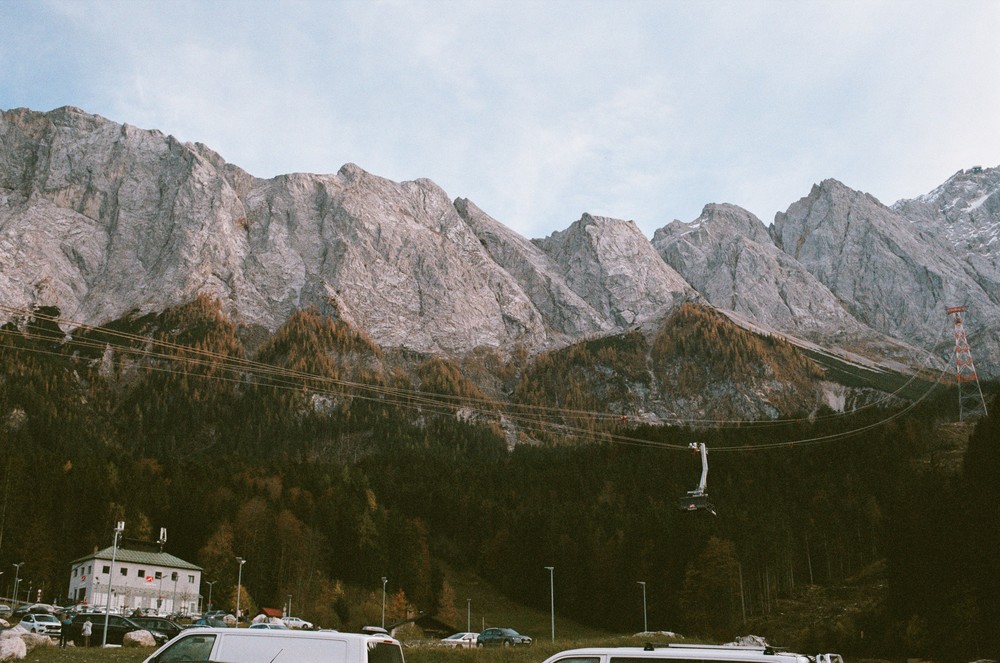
<box><xmin>20</xmin><ymin>613</ymin><xmax>62</xmax><ymax>635</ymax></box>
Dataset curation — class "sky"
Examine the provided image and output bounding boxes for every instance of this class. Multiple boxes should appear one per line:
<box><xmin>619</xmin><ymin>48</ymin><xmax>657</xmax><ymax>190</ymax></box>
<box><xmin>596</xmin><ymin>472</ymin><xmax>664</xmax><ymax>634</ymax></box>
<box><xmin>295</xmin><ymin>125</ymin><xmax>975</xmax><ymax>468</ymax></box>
<box><xmin>1</xmin><ymin>0</ymin><xmax>998</xmax><ymax>239</ymax></box>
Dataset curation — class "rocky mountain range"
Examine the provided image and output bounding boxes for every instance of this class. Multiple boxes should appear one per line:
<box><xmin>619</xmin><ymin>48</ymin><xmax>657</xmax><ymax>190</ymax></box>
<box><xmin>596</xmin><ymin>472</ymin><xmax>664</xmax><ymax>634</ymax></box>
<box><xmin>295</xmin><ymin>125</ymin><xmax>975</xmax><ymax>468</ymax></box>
<box><xmin>1</xmin><ymin>105</ymin><xmax>998</xmax><ymax>387</ymax></box>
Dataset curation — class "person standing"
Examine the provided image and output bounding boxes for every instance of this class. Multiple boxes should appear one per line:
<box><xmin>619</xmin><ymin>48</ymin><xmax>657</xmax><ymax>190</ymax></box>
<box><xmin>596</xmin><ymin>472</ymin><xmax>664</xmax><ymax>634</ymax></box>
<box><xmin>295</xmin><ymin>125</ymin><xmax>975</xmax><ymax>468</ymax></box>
<box><xmin>82</xmin><ymin>617</ymin><xmax>92</xmax><ymax>647</ymax></box>
<box><xmin>59</xmin><ymin>613</ymin><xmax>72</xmax><ymax>648</ymax></box>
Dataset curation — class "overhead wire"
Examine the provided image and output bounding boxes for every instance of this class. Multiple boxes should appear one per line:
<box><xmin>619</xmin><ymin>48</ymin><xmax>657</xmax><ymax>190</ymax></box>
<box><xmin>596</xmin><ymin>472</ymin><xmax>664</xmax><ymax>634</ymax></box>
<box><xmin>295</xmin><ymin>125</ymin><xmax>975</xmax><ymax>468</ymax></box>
<box><xmin>0</xmin><ymin>304</ymin><xmax>942</xmax><ymax>429</ymax></box>
<box><xmin>0</xmin><ymin>304</ymin><xmax>957</xmax><ymax>453</ymax></box>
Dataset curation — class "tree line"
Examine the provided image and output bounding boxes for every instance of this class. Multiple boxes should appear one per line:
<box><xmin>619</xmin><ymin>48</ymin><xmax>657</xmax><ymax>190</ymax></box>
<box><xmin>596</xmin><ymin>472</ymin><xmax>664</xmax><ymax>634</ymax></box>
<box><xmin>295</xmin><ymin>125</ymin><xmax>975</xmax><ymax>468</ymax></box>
<box><xmin>0</xmin><ymin>297</ymin><xmax>995</xmax><ymax>660</ymax></box>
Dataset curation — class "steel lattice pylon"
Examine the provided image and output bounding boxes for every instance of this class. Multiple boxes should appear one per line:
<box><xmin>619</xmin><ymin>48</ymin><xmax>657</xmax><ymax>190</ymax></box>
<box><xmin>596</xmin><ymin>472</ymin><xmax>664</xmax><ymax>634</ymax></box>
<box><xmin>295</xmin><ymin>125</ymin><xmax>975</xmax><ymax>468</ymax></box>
<box><xmin>946</xmin><ymin>306</ymin><xmax>988</xmax><ymax>421</ymax></box>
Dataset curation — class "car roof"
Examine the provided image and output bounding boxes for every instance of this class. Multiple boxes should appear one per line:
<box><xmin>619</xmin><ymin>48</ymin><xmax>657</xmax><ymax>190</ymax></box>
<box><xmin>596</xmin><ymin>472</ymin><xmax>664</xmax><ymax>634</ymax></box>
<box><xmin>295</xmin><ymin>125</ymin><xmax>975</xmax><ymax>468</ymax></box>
<box><xmin>171</xmin><ymin>628</ymin><xmax>399</xmax><ymax>643</ymax></box>
<box><xmin>541</xmin><ymin>646</ymin><xmax>810</xmax><ymax>663</ymax></box>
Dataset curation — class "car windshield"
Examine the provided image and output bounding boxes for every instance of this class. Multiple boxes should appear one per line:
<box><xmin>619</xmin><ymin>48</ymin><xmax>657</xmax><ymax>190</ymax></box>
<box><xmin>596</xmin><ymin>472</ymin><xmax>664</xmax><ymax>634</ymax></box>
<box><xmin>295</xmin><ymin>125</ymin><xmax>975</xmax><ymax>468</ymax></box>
<box><xmin>36</xmin><ymin>615</ymin><xmax>58</xmax><ymax>622</ymax></box>
<box><xmin>499</xmin><ymin>628</ymin><xmax>518</xmax><ymax>635</ymax></box>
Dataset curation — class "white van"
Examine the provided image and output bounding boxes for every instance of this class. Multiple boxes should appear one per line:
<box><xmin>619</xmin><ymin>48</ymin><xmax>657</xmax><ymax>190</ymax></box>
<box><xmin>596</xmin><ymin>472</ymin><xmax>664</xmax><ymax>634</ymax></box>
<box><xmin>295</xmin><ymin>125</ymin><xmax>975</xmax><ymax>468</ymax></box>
<box><xmin>539</xmin><ymin>643</ymin><xmax>844</xmax><ymax>663</ymax></box>
<box><xmin>142</xmin><ymin>628</ymin><xmax>405</xmax><ymax>663</ymax></box>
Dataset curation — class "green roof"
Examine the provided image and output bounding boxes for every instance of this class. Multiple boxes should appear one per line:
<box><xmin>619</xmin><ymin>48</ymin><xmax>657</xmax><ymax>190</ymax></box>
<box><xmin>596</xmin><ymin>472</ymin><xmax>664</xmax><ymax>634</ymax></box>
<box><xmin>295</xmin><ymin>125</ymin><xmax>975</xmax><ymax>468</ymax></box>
<box><xmin>72</xmin><ymin>546</ymin><xmax>201</xmax><ymax>571</ymax></box>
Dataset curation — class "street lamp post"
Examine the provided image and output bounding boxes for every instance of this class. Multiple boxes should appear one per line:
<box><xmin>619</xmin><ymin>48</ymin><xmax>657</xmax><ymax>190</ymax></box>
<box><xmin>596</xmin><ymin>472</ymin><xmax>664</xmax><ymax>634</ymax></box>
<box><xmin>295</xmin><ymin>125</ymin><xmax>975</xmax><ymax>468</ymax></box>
<box><xmin>236</xmin><ymin>558</ymin><xmax>247</xmax><ymax>625</ymax></box>
<box><xmin>287</xmin><ymin>594</ymin><xmax>292</xmax><ymax>618</ymax></box>
<box><xmin>172</xmin><ymin>575</ymin><xmax>179</xmax><ymax>614</ymax></box>
<box><xmin>205</xmin><ymin>580</ymin><xmax>216</xmax><ymax>612</ymax></box>
<box><xmin>637</xmin><ymin>582</ymin><xmax>647</xmax><ymax>633</ymax></box>
<box><xmin>11</xmin><ymin>563</ymin><xmax>23</xmax><ymax>609</ymax></box>
<box><xmin>544</xmin><ymin>566</ymin><xmax>554</xmax><ymax>642</ymax></box>
<box><xmin>466</xmin><ymin>598</ymin><xmax>471</xmax><ymax>632</ymax></box>
<box><xmin>380</xmin><ymin>577</ymin><xmax>387</xmax><ymax>628</ymax></box>
<box><xmin>103</xmin><ymin>521</ymin><xmax>125</xmax><ymax>647</ymax></box>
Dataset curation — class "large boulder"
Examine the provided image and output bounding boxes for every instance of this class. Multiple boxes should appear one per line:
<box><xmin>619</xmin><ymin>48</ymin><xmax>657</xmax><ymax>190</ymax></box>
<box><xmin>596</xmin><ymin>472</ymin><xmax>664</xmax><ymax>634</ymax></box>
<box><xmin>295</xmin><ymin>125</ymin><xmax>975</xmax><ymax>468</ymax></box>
<box><xmin>0</xmin><ymin>630</ymin><xmax>26</xmax><ymax>661</ymax></box>
<box><xmin>123</xmin><ymin>630</ymin><xmax>157</xmax><ymax>647</ymax></box>
<box><xmin>19</xmin><ymin>632</ymin><xmax>53</xmax><ymax>651</ymax></box>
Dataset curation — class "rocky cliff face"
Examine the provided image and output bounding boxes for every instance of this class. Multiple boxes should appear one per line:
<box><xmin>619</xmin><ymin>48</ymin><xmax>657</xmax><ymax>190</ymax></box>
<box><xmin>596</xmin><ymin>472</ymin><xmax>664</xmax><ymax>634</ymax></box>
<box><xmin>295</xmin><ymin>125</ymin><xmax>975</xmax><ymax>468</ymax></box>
<box><xmin>0</xmin><ymin>107</ymin><xmax>655</xmax><ymax>355</ymax></box>
<box><xmin>1</xmin><ymin>105</ymin><xmax>999</xmax><ymax>382</ymax></box>
<box><xmin>652</xmin><ymin>203</ymin><xmax>869</xmax><ymax>340</ymax></box>
<box><xmin>453</xmin><ymin>198</ymin><xmax>614</xmax><ymax>343</ymax></box>
<box><xmin>894</xmin><ymin>165</ymin><xmax>1000</xmax><ymax>259</ymax></box>
<box><xmin>532</xmin><ymin>213</ymin><xmax>698</xmax><ymax>327</ymax></box>
<box><xmin>772</xmin><ymin>178</ymin><xmax>1000</xmax><ymax>369</ymax></box>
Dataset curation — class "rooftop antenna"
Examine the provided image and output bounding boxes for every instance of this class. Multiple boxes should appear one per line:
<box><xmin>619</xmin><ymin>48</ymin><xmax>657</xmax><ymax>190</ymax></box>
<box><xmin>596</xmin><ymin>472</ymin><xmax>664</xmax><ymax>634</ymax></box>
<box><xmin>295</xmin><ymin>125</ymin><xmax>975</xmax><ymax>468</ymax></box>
<box><xmin>946</xmin><ymin>306</ymin><xmax>988</xmax><ymax>422</ymax></box>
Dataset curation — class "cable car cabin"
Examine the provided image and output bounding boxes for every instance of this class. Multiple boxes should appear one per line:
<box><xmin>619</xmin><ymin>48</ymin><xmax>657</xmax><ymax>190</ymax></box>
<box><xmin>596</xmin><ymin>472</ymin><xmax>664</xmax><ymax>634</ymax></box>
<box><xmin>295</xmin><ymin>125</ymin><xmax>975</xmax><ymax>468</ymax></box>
<box><xmin>677</xmin><ymin>492</ymin><xmax>715</xmax><ymax>514</ymax></box>
<box><xmin>678</xmin><ymin>443</ymin><xmax>716</xmax><ymax>514</ymax></box>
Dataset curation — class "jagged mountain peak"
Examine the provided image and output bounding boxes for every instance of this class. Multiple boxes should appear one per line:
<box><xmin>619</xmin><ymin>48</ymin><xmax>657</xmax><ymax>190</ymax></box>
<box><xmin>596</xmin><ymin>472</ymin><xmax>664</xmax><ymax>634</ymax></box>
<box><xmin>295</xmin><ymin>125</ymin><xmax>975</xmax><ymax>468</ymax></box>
<box><xmin>656</xmin><ymin>202</ymin><xmax>772</xmax><ymax>246</ymax></box>
<box><xmin>652</xmin><ymin>200</ymin><xmax>872</xmax><ymax>343</ymax></box>
<box><xmin>906</xmin><ymin>164</ymin><xmax>1000</xmax><ymax>210</ymax></box>
<box><xmin>769</xmin><ymin>171</ymin><xmax>1000</xmax><ymax>373</ymax></box>
<box><xmin>892</xmin><ymin>164</ymin><xmax>1000</xmax><ymax>261</ymax></box>
<box><xmin>2</xmin><ymin>104</ymin><xmax>999</xmax><ymax>384</ymax></box>
<box><xmin>453</xmin><ymin>198</ymin><xmax>613</xmax><ymax>343</ymax></box>
<box><xmin>771</xmin><ymin>177</ymin><xmax>907</xmax><ymax>261</ymax></box>
<box><xmin>533</xmin><ymin>212</ymin><xmax>697</xmax><ymax>327</ymax></box>
<box><xmin>1</xmin><ymin>106</ymin><xmax>678</xmax><ymax>358</ymax></box>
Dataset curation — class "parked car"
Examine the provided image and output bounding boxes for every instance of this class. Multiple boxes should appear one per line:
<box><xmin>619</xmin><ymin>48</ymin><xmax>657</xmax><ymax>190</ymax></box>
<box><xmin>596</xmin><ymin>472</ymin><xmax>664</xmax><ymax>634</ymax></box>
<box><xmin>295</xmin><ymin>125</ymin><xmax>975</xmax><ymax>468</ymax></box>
<box><xmin>250</xmin><ymin>622</ymin><xmax>289</xmax><ymax>629</ymax></box>
<box><xmin>441</xmin><ymin>631</ymin><xmax>478</xmax><ymax>648</ymax></box>
<box><xmin>19</xmin><ymin>613</ymin><xmax>62</xmax><ymax>636</ymax></box>
<box><xmin>65</xmin><ymin>612</ymin><xmax>169</xmax><ymax>646</ymax></box>
<box><xmin>281</xmin><ymin>616</ymin><xmax>313</xmax><ymax>629</ymax></box>
<box><xmin>538</xmin><ymin>643</ymin><xmax>843</xmax><ymax>663</ymax></box>
<box><xmin>142</xmin><ymin>628</ymin><xmax>405</xmax><ymax>663</ymax></box>
<box><xmin>129</xmin><ymin>616</ymin><xmax>186</xmax><ymax>639</ymax></box>
<box><xmin>477</xmin><ymin>627</ymin><xmax>532</xmax><ymax>647</ymax></box>
<box><xmin>10</xmin><ymin>603</ymin><xmax>55</xmax><ymax>622</ymax></box>
<box><xmin>188</xmin><ymin>617</ymin><xmax>230</xmax><ymax>628</ymax></box>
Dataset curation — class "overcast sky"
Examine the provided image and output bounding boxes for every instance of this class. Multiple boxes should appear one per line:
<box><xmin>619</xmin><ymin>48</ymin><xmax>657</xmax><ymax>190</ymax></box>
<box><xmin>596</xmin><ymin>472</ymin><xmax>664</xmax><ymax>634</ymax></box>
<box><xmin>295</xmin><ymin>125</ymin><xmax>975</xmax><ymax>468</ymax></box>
<box><xmin>2</xmin><ymin>0</ymin><xmax>998</xmax><ymax>238</ymax></box>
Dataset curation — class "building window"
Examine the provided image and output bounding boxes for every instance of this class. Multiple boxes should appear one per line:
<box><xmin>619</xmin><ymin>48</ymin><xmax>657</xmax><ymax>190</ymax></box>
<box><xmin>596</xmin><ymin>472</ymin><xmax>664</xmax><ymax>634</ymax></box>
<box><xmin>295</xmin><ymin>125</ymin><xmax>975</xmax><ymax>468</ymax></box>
<box><xmin>138</xmin><ymin>569</ymin><xmax>145</xmax><ymax>577</ymax></box>
<box><xmin>171</xmin><ymin>572</ymin><xmax>178</xmax><ymax>581</ymax></box>
<box><xmin>103</xmin><ymin>565</ymin><xmax>111</xmax><ymax>574</ymax></box>
<box><xmin>188</xmin><ymin>575</ymin><xmax>195</xmax><ymax>583</ymax></box>
<box><xmin>120</xmin><ymin>567</ymin><xmax>128</xmax><ymax>576</ymax></box>
<box><xmin>155</xmin><ymin>571</ymin><xmax>163</xmax><ymax>580</ymax></box>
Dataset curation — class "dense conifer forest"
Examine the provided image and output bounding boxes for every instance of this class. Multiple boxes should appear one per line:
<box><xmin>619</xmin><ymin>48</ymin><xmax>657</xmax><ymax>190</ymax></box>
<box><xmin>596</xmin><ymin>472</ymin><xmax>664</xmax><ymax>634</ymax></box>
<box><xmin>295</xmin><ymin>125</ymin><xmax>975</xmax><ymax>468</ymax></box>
<box><xmin>0</xmin><ymin>297</ymin><xmax>995</xmax><ymax>660</ymax></box>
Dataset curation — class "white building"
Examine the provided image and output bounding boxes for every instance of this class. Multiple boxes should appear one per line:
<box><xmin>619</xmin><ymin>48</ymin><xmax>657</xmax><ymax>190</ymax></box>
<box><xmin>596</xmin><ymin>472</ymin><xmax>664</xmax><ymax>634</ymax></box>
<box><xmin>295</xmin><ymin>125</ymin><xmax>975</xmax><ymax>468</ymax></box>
<box><xmin>69</xmin><ymin>539</ymin><xmax>202</xmax><ymax>615</ymax></box>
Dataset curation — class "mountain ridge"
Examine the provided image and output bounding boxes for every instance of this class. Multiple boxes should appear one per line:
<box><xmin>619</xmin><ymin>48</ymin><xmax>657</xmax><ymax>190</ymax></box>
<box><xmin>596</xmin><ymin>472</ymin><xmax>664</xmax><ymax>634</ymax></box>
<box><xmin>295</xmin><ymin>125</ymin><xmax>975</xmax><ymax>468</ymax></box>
<box><xmin>2</xmin><ymin>105</ymin><xmax>998</xmax><ymax>392</ymax></box>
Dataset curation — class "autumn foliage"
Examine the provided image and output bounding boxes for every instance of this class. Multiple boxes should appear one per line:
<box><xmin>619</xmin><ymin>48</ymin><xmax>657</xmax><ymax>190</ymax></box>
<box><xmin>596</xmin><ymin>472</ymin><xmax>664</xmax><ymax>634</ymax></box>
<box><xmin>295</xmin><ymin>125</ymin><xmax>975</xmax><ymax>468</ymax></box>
<box><xmin>0</xmin><ymin>298</ymin><xmax>994</xmax><ymax>660</ymax></box>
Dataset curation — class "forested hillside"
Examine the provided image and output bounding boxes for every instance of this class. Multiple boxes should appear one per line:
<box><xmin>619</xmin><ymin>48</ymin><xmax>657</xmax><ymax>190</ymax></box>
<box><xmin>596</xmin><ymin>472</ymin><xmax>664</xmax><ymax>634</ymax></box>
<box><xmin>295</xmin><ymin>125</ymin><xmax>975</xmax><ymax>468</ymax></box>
<box><xmin>0</xmin><ymin>298</ymin><xmax>995</xmax><ymax>660</ymax></box>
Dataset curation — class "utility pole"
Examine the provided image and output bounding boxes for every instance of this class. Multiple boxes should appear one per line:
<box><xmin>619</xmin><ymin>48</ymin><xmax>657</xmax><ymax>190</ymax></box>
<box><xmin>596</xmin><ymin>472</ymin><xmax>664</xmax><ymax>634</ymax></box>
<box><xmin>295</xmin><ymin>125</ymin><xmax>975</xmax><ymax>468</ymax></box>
<box><xmin>103</xmin><ymin>521</ymin><xmax>124</xmax><ymax>647</ymax></box>
<box><xmin>544</xmin><ymin>566</ymin><xmax>554</xmax><ymax>642</ymax></box>
<box><xmin>11</xmin><ymin>563</ymin><xmax>22</xmax><ymax>609</ymax></box>
<box><xmin>236</xmin><ymin>557</ymin><xmax>247</xmax><ymax>625</ymax></box>
<box><xmin>380</xmin><ymin>577</ymin><xmax>387</xmax><ymax>628</ymax></box>
<box><xmin>637</xmin><ymin>581</ymin><xmax>647</xmax><ymax>633</ymax></box>
<box><xmin>205</xmin><ymin>580</ymin><xmax>216</xmax><ymax>612</ymax></box>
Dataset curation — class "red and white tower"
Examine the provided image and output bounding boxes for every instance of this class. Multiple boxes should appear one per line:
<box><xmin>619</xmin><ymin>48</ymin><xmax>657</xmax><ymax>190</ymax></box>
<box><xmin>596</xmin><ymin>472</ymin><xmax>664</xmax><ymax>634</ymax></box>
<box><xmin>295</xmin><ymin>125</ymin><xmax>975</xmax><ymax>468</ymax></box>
<box><xmin>945</xmin><ymin>305</ymin><xmax>988</xmax><ymax>421</ymax></box>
